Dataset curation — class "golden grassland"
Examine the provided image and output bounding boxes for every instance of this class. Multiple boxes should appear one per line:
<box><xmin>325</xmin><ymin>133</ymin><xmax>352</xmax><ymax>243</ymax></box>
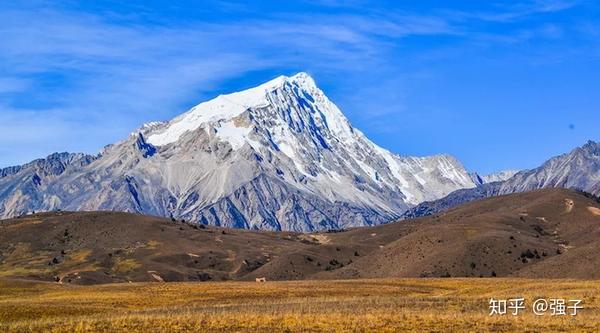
<box><xmin>0</xmin><ymin>278</ymin><xmax>599</xmax><ymax>332</ymax></box>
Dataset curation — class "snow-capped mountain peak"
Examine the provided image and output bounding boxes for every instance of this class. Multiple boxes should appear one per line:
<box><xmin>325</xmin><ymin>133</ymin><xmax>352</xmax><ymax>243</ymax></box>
<box><xmin>147</xmin><ymin>72</ymin><xmax>323</xmax><ymax>147</ymax></box>
<box><xmin>145</xmin><ymin>72</ymin><xmax>475</xmax><ymax>213</ymax></box>
<box><xmin>0</xmin><ymin>72</ymin><xmax>477</xmax><ymax>231</ymax></box>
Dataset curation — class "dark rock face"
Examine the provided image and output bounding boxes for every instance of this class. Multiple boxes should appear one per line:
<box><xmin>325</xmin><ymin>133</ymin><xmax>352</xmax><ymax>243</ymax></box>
<box><xmin>134</xmin><ymin>133</ymin><xmax>156</xmax><ymax>158</ymax></box>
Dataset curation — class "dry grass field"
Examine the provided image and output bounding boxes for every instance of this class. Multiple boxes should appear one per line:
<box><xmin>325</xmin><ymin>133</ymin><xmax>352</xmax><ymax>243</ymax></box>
<box><xmin>1</xmin><ymin>278</ymin><xmax>599</xmax><ymax>332</ymax></box>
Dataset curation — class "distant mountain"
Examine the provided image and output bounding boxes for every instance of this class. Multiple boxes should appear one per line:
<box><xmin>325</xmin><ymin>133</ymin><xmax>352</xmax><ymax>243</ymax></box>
<box><xmin>402</xmin><ymin>140</ymin><xmax>600</xmax><ymax>219</ymax></box>
<box><xmin>495</xmin><ymin>141</ymin><xmax>599</xmax><ymax>195</ymax></box>
<box><xmin>0</xmin><ymin>153</ymin><xmax>97</xmax><ymax>215</ymax></box>
<box><xmin>469</xmin><ymin>170</ymin><xmax>520</xmax><ymax>186</ymax></box>
<box><xmin>0</xmin><ymin>152</ymin><xmax>95</xmax><ymax>180</ymax></box>
<box><xmin>482</xmin><ymin>170</ymin><xmax>520</xmax><ymax>183</ymax></box>
<box><xmin>0</xmin><ymin>73</ymin><xmax>476</xmax><ymax>231</ymax></box>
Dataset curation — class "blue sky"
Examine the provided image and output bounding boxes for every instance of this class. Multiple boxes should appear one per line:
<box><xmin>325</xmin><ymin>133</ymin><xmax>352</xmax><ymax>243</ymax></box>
<box><xmin>0</xmin><ymin>0</ymin><xmax>599</xmax><ymax>174</ymax></box>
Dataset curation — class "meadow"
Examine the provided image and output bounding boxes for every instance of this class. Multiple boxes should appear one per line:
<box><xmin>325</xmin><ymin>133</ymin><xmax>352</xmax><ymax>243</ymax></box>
<box><xmin>1</xmin><ymin>278</ymin><xmax>599</xmax><ymax>332</ymax></box>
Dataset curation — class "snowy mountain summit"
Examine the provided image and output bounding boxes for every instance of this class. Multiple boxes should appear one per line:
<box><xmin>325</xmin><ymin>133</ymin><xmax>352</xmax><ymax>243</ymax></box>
<box><xmin>0</xmin><ymin>72</ymin><xmax>476</xmax><ymax>231</ymax></box>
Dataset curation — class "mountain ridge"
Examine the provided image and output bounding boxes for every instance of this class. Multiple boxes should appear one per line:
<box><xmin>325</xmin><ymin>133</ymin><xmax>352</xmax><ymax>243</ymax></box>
<box><xmin>402</xmin><ymin>140</ymin><xmax>600</xmax><ymax>219</ymax></box>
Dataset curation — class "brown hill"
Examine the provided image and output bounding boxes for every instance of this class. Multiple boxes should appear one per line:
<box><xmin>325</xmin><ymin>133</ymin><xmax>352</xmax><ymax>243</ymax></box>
<box><xmin>322</xmin><ymin>188</ymin><xmax>600</xmax><ymax>279</ymax></box>
<box><xmin>0</xmin><ymin>188</ymin><xmax>598</xmax><ymax>284</ymax></box>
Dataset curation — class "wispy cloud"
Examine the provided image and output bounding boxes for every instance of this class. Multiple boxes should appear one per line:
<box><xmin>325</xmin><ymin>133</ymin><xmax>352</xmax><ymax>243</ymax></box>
<box><xmin>0</xmin><ymin>5</ymin><xmax>456</xmax><ymax>141</ymax></box>
<box><xmin>443</xmin><ymin>0</ymin><xmax>581</xmax><ymax>23</ymax></box>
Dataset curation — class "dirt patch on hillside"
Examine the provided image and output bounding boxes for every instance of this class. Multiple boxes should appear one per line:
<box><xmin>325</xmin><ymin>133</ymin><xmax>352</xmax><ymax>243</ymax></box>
<box><xmin>588</xmin><ymin>206</ymin><xmax>600</xmax><ymax>216</ymax></box>
<box><xmin>564</xmin><ymin>198</ymin><xmax>574</xmax><ymax>212</ymax></box>
<box><xmin>310</xmin><ymin>234</ymin><xmax>330</xmax><ymax>244</ymax></box>
<box><xmin>148</xmin><ymin>271</ymin><xmax>164</xmax><ymax>282</ymax></box>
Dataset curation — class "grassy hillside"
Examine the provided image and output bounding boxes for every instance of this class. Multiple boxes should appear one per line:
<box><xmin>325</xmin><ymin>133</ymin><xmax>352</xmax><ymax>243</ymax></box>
<box><xmin>1</xmin><ymin>188</ymin><xmax>599</xmax><ymax>283</ymax></box>
<box><xmin>1</xmin><ymin>278</ymin><xmax>599</xmax><ymax>332</ymax></box>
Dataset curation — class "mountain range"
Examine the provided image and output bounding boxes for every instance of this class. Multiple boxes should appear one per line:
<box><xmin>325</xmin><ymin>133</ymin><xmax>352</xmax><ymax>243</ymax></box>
<box><xmin>403</xmin><ymin>140</ymin><xmax>600</xmax><ymax>219</ymax></box>
<box><xmin>0</xmin><ymin>73</ymin><xmax>477</xmax><ymax>231</ymax></box>
<box><xmin>0</xmin><ymin>72</ymin><xmax>597</xmax><ymax>230</ymax></box>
